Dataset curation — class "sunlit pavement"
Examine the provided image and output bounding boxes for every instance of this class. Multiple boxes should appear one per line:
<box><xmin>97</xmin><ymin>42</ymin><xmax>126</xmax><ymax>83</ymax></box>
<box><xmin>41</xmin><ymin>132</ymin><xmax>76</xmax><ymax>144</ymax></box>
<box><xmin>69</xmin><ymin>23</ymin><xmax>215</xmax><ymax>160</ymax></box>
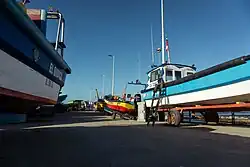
<box><xmin>0</xmin><ymin>111</ymin><xmax>250</xmax><ymax>167</ymax></box>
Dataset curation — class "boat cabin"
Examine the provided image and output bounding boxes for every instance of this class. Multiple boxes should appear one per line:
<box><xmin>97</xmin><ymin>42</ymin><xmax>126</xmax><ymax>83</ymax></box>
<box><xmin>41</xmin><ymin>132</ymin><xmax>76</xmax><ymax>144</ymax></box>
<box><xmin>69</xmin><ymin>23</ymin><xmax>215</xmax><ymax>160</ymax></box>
<box><xmin>146</xmin><ymin>63</ymin><xmax>196</xmax><ymax>89</ymax></box>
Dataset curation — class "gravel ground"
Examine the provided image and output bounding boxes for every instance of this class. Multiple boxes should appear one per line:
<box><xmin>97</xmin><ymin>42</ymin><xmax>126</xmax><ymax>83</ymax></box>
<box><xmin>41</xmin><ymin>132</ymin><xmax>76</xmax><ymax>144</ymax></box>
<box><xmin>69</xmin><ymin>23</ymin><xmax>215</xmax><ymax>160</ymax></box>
<box><xmin>0</xmin><ymin>111</ymin><xmax>250</xmax><ymax>167</ymax></box>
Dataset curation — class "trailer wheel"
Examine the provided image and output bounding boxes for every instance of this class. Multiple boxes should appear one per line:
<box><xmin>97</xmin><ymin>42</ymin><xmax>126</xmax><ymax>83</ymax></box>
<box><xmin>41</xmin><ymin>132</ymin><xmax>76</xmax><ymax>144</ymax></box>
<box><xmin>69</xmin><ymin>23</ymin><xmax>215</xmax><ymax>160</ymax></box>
<box><xmin>167</xmin><ymin>110</ymin><xmax>181</xmax><ymax>126</ymax></box>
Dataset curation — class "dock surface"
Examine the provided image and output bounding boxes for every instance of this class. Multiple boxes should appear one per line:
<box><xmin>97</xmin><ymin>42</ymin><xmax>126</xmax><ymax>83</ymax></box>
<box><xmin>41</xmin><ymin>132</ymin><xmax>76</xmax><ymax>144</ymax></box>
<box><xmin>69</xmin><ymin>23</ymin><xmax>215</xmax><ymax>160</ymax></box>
<box><xmin>0</xmin><ymin>111</ymin><xmax>250</xmax><ymax>167</ymax></box>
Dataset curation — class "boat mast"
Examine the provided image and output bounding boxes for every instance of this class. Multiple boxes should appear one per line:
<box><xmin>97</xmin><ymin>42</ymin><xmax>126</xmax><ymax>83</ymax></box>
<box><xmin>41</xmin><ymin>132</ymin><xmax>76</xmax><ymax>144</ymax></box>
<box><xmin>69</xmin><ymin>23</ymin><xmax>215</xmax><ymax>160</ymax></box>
<box><xmin>150</xmin><ymin>24</ymin><xmax>155</xmax><ymax>66</ymax></box>
<box><xmin>161</xmin><ymin>0</ymin><xmax>165</xmax><ymax>64</ymax></box>
<box><xmin>161</xmin><ymin>0</ymin><xmax>171</xmax><ymax>64</ymax></box>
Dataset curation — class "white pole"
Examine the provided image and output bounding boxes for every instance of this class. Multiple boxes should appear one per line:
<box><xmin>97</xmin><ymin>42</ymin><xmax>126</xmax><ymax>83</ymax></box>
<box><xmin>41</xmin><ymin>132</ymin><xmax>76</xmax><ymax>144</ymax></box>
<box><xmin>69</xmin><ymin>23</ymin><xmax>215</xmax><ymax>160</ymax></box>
<box><xmin>161</xmin><ymin>0</ymin><xmax>165</xmax><ymax>64</ymax></box>
<box><xmin>150</xmin><ymin>24</ymin><xmax>154</xmax><ymax>66</ymax></box>
<box><xmin>138</xmin><ymin>52</ymin><xmax>141</xmax><ymax>81</ymax></box>
<box><xmin>102</xmin><ymin>74</ymin><xmax>105</xmax><ymax>98</ymax></box>
<box><xmin>112</xmin><ymin>56</ymin><xmax>115</xmax><ymax>96</ymax></box>
<box><xmin>89</xmin><ymin>89</ymin><xmax>92</xmax><ymax>102</ymax></box>
<box><xmin>108</xmin><ymin>55</ymin><xmax>115</xmax><ymax>96</ymax></box>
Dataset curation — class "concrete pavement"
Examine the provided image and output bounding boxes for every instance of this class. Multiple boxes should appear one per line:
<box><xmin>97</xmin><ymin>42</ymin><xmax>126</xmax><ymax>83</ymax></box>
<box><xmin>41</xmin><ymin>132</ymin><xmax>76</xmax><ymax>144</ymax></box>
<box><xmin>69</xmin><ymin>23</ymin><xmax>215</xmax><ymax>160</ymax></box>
<box><xmin>0</xmin><ymin>111</ymin><xmax>250</xmax><ymax>167</ymax></box>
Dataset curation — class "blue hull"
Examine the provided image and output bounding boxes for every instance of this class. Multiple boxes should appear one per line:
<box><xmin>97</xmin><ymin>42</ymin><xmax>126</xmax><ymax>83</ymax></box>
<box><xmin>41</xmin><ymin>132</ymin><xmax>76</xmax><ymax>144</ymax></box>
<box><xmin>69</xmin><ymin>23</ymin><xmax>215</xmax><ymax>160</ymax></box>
<box><xmin>0</xmin><ymin>0</ymin><xmax>71</xmax><ymax>88</ymax></box>
<box><xmin>142</xmin><ymin>55</ymin><xmax>250</xmax><ymax>102</ymax></box>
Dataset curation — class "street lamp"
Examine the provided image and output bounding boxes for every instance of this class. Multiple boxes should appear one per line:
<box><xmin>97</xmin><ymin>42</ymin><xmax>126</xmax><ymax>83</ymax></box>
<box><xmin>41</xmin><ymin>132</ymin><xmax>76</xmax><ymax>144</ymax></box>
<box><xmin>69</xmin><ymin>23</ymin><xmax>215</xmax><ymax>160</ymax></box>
<box><xmin>108</xmin><ymin>55</ymin><xmax>115</xmax><ymax>96</ymax></box>
<box><xmin>89</xmin><ymin>90</ymin><xmax>92</xmax><ymax>102</ymax></box>
<box><xmin>102</xmin><ymin>74</ymin><xmax>105</xmax><ymax>98</ymax></box>
<box><xmin>89</xmin><ymin>89</ymin><xmax>95</xmax><ymax>102</ymax></box>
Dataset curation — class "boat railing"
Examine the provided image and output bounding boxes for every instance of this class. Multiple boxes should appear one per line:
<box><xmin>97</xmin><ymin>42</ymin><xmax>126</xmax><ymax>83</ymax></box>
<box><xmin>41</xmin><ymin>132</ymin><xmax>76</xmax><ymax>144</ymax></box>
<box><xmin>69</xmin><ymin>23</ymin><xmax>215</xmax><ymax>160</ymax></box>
<box><xmin>47</xmin><ymin>11</ymin><xmax>66</xmax><ymax>57</ymax></box>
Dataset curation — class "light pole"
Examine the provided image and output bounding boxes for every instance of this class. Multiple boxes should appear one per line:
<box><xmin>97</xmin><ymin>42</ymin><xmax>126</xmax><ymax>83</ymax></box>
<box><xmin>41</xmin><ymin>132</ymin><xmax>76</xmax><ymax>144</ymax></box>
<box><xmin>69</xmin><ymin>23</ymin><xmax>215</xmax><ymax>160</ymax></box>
<box><xmin>89</xmin><ymin>89</ymin><xmax>95</xmax><ymax>102</ymax></box>
<box><xmin>102</xmin><ymin>74</ymin><xmax>105</xmax><ymax>98</ymax></box>
<box><xmin>108</xmin><ymin>55</ymin><xmax>115</xmax><ymax>96</ymax></box>
<box><xmin>89</xmin><ymin>89</ymin><xmax>92</xmax><ymax>102</ymax></box>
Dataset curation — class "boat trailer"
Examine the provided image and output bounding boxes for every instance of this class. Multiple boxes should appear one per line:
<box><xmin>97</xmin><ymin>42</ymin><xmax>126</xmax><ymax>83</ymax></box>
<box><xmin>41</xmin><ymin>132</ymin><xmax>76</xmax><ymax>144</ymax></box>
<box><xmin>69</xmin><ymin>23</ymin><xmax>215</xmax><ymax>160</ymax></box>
<box><xmin>104</xmin><ymin>106</ymin><xmax>137</xmax><ymax>120</ymax></box>
<box><xmin>147</xmin><ymin>82</ymin><xmax>250</xmax><ymax>126</ymax></box>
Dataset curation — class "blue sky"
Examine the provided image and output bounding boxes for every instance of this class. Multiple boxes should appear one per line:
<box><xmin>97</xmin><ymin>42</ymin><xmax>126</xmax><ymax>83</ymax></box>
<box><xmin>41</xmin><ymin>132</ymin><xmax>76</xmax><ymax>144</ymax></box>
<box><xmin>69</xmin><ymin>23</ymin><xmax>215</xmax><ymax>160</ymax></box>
<box><xmin>28</xmin><ymin>0</ymin><xmax>250</xmax><ymax>101</ymax></box>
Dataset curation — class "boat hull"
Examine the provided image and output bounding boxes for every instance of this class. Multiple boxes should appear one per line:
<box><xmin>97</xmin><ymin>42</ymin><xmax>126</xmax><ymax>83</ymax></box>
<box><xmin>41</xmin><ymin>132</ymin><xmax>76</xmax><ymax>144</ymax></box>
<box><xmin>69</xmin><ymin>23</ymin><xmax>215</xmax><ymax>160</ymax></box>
<box><xmin>144</xmin><ymin>79</ymin><xmax>250</xmax><ymax>107</ymax></box>
<box><xmin>0</xmin><ymin>49</ymin><xmax>60</xmax><ymax>104</ymax></box>
<box><xmin>142</xmin><ymin>56</ymin><xmax>250</xmax><ymax>107</ymax></box>
<box><xmin>104</xmin><ymin>99</ymin><xmax>135</xmax><ymax>113</ymax></box>
<box><xmin>0</xmin><ymin>0</ymin><xmax>71</xmax><ymax>112</ymax></box>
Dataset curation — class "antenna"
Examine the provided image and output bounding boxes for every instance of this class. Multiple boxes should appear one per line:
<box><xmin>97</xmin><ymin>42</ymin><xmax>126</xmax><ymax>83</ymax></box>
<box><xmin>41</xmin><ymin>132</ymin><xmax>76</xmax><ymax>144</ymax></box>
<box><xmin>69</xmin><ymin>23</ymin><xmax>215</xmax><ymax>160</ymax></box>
<box><xmin>138</xmin><ymin>52</ymin><xmax>141</xmax><ymax>81</ymax></box>
<box><xmin>161</xmin><ymin>0</ymin><xmax>165</xmax><ymax>64</ymax></box>
<box><xmin>150</xmin><ymin>24</ymin><xmax>155</xmax><ymax>66</ymax></box>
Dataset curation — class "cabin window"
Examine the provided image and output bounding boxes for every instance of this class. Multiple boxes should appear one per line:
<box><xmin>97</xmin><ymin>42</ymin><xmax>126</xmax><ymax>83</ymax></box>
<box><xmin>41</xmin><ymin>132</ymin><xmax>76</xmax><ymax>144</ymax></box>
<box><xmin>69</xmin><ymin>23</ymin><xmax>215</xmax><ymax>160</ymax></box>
<box><xmin>166</xmin><ymin>70</ymin><xmax>173</xmax><ymax>81</ymax></box>
<box><xmin>175</xmin><ymin>71</ymin><xmax>182</xmax><ymax>80</ymax></box>
<box><xmin>150</xmin><ymin>70</ymin><xmax>160</xmax><ymax>82</ymax></box>
<box><xmin>187</xmin><ymin>72</ymin><xmax>193</xmax><ymax>76</ymax></box>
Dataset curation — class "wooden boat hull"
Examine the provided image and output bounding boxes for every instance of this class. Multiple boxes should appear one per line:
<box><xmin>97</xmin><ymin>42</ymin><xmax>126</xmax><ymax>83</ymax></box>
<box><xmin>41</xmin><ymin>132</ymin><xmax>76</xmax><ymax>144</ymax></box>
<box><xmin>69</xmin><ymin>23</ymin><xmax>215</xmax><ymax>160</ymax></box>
<box><xmin>104</xmin><ymin>99</ymin><xmax>135</xmax><ymax>113</ymax></box>
<box><xmin>142</xmin><ymin>55</ymin><xmax>250</xmax><ymax>107</ymax></box>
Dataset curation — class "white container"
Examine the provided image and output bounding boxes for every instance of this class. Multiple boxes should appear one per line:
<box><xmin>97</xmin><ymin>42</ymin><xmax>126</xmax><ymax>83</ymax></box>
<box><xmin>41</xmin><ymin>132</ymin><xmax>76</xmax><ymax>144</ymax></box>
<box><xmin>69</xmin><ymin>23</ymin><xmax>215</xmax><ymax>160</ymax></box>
<box><xmin>137</xmin><ymin>102</ymin><xmax>146</xmax><ymax>122</ymax></box>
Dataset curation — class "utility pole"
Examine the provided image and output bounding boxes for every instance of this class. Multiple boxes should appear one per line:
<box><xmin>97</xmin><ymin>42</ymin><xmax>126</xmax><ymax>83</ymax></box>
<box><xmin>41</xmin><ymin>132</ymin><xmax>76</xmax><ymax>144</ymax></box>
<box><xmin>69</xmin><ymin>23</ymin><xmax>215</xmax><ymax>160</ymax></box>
<box><xmin>108</xmin><ymin>55</ymin><xmax>115</xmax><ymax>95</ymax></box>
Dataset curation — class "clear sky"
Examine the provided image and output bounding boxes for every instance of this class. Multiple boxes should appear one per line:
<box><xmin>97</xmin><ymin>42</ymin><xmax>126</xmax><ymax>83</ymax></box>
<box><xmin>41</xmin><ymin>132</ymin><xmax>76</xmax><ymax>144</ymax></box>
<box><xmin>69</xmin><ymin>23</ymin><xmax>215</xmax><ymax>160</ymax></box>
<box><xmin>28</xmin><ymin>0</ymin><xmax>250</xmax><ymax>101</ymax></box>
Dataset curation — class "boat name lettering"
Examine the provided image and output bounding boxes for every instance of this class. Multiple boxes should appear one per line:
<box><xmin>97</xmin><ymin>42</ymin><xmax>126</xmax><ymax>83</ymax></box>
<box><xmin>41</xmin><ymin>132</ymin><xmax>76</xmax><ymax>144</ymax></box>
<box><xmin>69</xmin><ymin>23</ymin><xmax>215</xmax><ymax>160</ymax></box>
<box><xmin>45</xmin><ymin>78</ymin><xmax>53</xmax><ymax>88</ymax></box>
<box><xmin>53</xmin><ymin>66</ymin><xmax>63</xmax><ymax>81</ymax></box>
<box><xmin>149</xmin><ymin>82</ymin><xmax>157</xmax><ymax>88</ymax></box>
<box><xmin>49</xmin><ymin>63</ymin><xmax>63</xmax><ymax>81</ymax></box>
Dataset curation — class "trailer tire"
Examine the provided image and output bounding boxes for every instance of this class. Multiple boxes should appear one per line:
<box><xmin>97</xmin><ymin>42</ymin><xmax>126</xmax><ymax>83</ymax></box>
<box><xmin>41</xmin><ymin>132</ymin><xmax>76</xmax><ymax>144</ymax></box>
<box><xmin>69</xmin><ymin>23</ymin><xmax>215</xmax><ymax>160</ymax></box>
<box><xmin>167</xmin><ymin>110</ymin><xmax>181</xmax><ymax>126</ymax></box>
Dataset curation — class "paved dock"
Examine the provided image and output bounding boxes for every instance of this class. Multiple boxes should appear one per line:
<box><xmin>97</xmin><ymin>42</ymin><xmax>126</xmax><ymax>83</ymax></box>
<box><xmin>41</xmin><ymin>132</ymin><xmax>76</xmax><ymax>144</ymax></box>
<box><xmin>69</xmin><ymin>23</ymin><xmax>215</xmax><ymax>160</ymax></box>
<box><xmin>0</xmin><ymin>111</ymin><xmax>250</xmax><ymax>167</ymax></box>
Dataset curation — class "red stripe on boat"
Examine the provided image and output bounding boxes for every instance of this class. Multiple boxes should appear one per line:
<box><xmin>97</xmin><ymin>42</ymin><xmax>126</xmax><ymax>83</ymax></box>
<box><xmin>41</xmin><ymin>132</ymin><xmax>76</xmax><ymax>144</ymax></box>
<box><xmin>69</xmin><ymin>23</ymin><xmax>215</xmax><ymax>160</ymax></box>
<box><xmin>106</xmin><ymin>104</ymin><xmax>134</xmax><ymax>113</ymax></box>
<box><xmin>28</xmin><ymin>15</ymin><xmax>41</xmax><ymax>20</ymax></box>
<box><xmin>0</xmin><ymin>87</ymin><xmax>57</xmax><ymax>104</ymax></box>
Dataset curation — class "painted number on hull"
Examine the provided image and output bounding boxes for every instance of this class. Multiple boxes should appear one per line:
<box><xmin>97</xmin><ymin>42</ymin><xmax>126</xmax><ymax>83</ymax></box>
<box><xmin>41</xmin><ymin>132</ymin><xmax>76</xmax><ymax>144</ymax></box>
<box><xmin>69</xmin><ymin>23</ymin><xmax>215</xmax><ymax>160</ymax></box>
<box><xmin>45</xmin><ymin>63</ymin><xmax>54</xmax><ymax>88</ymax></box>
<box><xmin>45</xmin><ymin>78</ymin><xmax>53</xmax><ymax>88</ymax></box>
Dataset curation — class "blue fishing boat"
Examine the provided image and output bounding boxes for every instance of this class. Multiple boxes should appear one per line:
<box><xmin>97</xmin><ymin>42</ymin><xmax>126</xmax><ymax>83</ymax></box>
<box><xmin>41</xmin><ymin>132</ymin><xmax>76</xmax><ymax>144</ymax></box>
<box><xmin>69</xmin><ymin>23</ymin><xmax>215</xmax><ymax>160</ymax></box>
<box><xmin>0</xmin><ymin>0</ymin><xmax>71</xmax><ymax>114</ymax></box>
<box><xmin>141</xmin><ymin>0</ymin><xmax>250</xmax><ymax>125</ymax></box>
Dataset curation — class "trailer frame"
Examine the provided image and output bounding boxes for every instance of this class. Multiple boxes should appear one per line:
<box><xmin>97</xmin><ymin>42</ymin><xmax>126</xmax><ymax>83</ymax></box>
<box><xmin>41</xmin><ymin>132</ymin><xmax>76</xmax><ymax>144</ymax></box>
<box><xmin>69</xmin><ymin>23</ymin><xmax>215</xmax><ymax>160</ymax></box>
<box><xmin>155</xmin><ymin>102</ymin><xmax>250</xmax><ymax>126</ymax></box>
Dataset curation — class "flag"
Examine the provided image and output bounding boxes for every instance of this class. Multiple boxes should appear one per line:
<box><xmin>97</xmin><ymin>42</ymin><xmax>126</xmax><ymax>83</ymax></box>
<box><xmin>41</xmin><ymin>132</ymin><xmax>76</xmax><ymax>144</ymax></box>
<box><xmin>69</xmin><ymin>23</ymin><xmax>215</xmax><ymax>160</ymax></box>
<box><xmin>22</xmin><ymin>0</ymin><xmax>30</xmax><ymax>4</ymax></box>
<box><xmin>165</xmin><ymin>38</ymin><xmax>169</xmax><ymax>51</ymax></box>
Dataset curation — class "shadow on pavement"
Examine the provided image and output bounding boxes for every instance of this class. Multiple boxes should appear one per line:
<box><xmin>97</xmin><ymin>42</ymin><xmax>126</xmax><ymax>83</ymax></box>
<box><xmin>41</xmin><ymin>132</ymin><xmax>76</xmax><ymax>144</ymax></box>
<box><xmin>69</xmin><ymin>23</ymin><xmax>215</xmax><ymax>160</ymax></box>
<box><xmin>0</xmin><ymin>111</ymin><xmax>117</xmax><ymax>130</ymax></box>
<box><xmin>0</xmin><ymin>113</ymin><xmax>250</xmax><ymax>167</ymax></box>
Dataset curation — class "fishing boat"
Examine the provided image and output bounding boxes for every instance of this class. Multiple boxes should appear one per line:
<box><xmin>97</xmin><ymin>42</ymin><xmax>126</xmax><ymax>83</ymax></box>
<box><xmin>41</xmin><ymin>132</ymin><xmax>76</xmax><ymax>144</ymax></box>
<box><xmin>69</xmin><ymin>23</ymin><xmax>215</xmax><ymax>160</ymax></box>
<box><xmin>141</xmin><ymin>0</ymin><xmax>250</xmax><ymax>108</ymax></box>
<box><xmin>103</xmin><ymin>95</ymin><xmax>138</xmax><ymax>119</ymax></box>
<box><xmin>0</xmin><ymin>0</ymin><xmax>71</xmax><ymax>114</ymax></box>
<box><xmin>104</xmin><ymin>96</ymin><xmax>135</xmax><ymax>113</ymax></box>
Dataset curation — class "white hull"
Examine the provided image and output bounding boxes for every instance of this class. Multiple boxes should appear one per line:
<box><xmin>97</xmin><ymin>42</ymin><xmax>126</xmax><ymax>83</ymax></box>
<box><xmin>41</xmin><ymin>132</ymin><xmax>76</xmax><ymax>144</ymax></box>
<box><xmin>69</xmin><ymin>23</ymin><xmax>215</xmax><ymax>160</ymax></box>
<box><xmin>0</xmin><ymin>49</ymin><xmax>60</xmax><ymax>104</ymax></box>
<box><xmin>145</xmin><ymin>79</ymin><xmax>250</xmax><ymax>107</ymax></box>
